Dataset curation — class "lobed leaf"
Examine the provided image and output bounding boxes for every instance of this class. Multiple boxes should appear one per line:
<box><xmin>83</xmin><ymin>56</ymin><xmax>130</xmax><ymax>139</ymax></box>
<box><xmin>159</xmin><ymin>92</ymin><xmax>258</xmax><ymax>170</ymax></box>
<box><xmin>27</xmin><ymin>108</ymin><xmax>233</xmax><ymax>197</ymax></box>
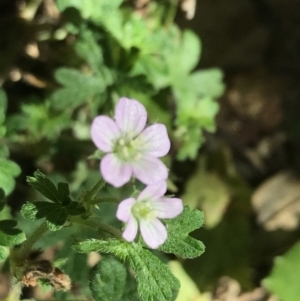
<box><xmin>50</xmin><ymin>68</ymin><xmax>105</xmax><ymax>110</ymax></box>
<box><xmin>73</xmin><ymin>239</ymin><xmax>180</xmax><ymax>301</ymax></box>
<box><xmin>21</xmin><ymin>200</ymin><xmax>85</xmax><ymax>231</ymax></box>
<box><xmin>89</xmin><ymin>256</ymin><xmax>127</xmax><ymax>301</ymax></box>
<box><xmin>160</xmin><ymin>207</ymin><xmax>205</xmax><ymax>258</ymax></box>
<box><xmin>0</xmin><ymin>219</ymin><xmax>26</xmax><ymax>247</ymax></box>
<box><xmin>27</xmin><ymin>170</ymin><xmax>61</xmax><ymax>203</ymax></box>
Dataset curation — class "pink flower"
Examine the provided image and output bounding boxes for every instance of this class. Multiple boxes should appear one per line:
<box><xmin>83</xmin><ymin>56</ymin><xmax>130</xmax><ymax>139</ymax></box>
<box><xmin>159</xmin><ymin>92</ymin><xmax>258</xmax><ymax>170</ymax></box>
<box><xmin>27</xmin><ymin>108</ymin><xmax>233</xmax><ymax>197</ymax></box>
<box><xmin>116</xmin><ymin>181</ymin><xmax>183</xmax><ymax>249</ymax></box>
<box><xmin>91</xmin><ymin>97</ymin><xmax>171</xmax><ymax>187</ymax></box>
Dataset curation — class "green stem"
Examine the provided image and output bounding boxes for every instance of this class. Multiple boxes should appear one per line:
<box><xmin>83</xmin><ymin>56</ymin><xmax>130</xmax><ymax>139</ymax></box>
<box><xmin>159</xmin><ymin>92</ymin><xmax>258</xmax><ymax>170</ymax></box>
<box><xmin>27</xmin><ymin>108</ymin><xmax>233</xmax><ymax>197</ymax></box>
<box><xmin>89</xmin><ymin>197</ymin><xmax>120</xmax><ymax>205</ymax></box>
<box><xmin>87</xmin><ymin>179</ymin><xmax>105</xmax><ymax>200</ymax></box>
<box><xmin>15</xmin><ymin>222</ymin><xmax>48</xmax><ymax>261</ymax></box>
<box><xmin>166</xmin><ymin>0</ymin><xmax>179</xmax><ymax>26</ymax></box>
<box><xmin>70</xmin><ymin>216</ymin><xmax>123</xmax><ymax>240</ymax></box>
<box><xmin>5</xmin><ymin>281</ymin><xmax>23</xmax><ymax>301</ymax></box>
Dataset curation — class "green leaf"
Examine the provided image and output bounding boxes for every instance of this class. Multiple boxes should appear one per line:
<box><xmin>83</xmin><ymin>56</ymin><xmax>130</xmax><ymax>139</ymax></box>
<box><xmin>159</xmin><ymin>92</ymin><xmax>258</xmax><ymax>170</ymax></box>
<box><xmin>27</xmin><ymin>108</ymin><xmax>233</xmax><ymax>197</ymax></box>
<box><xmin>159</xmin><ymin>207</ymin><xmax>205</xmax><ymax>258</ymax></box>
<box><xmin>72</xmin><ymin>239</ymin><xmax>126</xmax><ymax>258</ymax></box>
<box><xmin>15</xmin><ymin>102</ymin><xmax>70</xmax><ymax>141</ymax></box>
<box><xmin>0</xmin><ymin>245</ymin><xmax>9</xmax><ymax>261</ymax></box>
<box><xmin>56</xmin><ymin>0</ymin><xmax>123</xmax><ymax>19</ymax></box>
<box><xmin>56</xmin><ymin>0</ymin><xmax>123</xmax><ymax>40</ymax></box>
<box><xmin>21</xmin><ymin>202</ymin><xmax>43</xmax><ymax>220</ymax></box>
<box><xmin>0</xmin><ymin>188</ymin><xmax>5</xmax><ymax>212</ymax></box>
<box><xmin>0</xmin><ymin>219</ymin><xmax>26</xmax><ymax>247</ymax></box>
<box><xmin>170</xmin><ymin>30</ymin><xmax>201</xmax><ymax>76</ymax></box>
<box><xmin>21</xmin><ymin>200</ymin><xmax>84</xmax><ymax>231</ymax></box>
<box><xmin>127</xmin><ymin>245</ymin><xmax>180</xmax><ymax>301</ymax></box>
<box><xmin>64</xmin><ymin>202</ymin><xmax>86</xmax><ymax>216</ymax></box>
<box><xmin>182</xmin><ymin>170</ymin><xmax>231</xmax><ymax>228</ymax></box>
<box><xmin>0</xmin><ymin>144</ymin><xmax>9</xmax><ymax>158</ymax></box>
<box><xmin>175</xmin><ymin>125</ymin><xmax>205</xmax><ymax>161</ymax></box>
<box><xmin>74</xmin><ymin>29</ymin><xmax>106</xmax><ymax>75</ymax></box>
<box><xmin>27</xmin><ymin>170</ymin><xmax>61</xmax><ymax>203</ymax></box>
<box><xmin>190</xmin><ymin>69</ymin><xmax>225</xmax><ymax>98</ymax></box>
<box><xmin>0</xmin><ymin>158</ymin><xmax>21</xmax><ymax>196</ymax></box>
<box><xmin>132</xmin><ymin>54</ymin><xmax>170</xmax><ymax>89</ymax></box>
<box><xmin>72</xmin><ymin>240</ymin><xmax>180</xmax><ymax>301</ymax></box>
<box><xmin>46</xmin><ymin>208</ymin><xmax>68</xmax><ymax>231</ymax></box>
<box><xmin>264</xmin><ymin>241</ymin><xmax>300</xmax><ymax>301</ymax></box>
<box><xmin>57</xmin><ymin>182</ymin><xmax>71</xmax><ymax>204</ymax></box>
<box><xmin>50</xmin><ymin>68</ymin><xmax>105</xmax><ymax>110</ymax></box>
<box><xmin>26</xmin><ymin>171</ymin><xmax>84</xmax><ymax>220</ymax></box>
<box><xmin>89</xmin><ymin>256</ymin><xmax>127</xmax><ymax>301</ymax></box>
<box><xmin>121</xmin><ymin>272</ymin><xmax>140</xmax><ymax>301</ymax></box>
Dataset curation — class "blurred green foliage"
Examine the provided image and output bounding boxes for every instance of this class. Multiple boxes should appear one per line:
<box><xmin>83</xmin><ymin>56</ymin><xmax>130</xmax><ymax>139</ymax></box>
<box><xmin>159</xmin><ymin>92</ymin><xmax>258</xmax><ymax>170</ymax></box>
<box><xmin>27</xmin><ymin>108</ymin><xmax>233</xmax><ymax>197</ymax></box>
<box><xmin>264</xmin><ymin>242</ymin><xmax>300</xmax><ymax>301</ymax></box>
<box><xmin>3</xmin><ymin>0</ymin><xmax>297</xmax><ymax>300</ymax></box>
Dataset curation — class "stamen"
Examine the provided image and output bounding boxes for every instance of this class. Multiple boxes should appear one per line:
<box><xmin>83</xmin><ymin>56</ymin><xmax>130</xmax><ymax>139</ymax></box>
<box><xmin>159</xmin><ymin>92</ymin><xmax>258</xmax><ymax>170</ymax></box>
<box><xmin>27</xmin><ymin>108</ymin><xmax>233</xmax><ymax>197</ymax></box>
<box><xmin>132</xmin><ymin>201</ymin><xmax>156</xmax><ymax>221</ymax></box>
<box><xmin>123</xmin><ymin>147</ymin><xmax>129</xmax><ymax>157</ymax></box>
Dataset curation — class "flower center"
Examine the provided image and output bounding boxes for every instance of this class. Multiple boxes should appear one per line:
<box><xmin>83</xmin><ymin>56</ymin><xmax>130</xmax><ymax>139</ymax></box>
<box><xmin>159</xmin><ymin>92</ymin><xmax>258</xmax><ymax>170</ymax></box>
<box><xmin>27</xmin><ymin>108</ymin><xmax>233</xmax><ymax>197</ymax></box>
<box><xmin>114</xmin><ymin>137</ymin><xmax>144</xmax><ymax>162</ymax></box>
<box><xmin>131</xmin><ymin>201</ymin><xmax>156</xmax><ymax>221</ymax></box>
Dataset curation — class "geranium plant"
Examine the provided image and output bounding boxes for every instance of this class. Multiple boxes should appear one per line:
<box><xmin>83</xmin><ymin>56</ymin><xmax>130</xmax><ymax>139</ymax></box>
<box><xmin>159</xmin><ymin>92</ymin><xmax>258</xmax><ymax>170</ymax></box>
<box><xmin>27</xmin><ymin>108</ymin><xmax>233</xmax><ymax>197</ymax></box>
<box><xmin>1</xmin><ymin>97</ymin><xmax>205</xmax><ymax>301</ymax></box>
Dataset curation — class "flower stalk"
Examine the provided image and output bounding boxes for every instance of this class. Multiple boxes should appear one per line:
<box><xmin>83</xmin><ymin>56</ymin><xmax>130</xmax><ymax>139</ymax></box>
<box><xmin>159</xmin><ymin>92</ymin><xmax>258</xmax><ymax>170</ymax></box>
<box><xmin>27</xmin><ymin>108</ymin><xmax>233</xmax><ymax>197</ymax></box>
<box><xmin>13</xmin><ymin>221</ymin><xmax>48</xmax><ymax>262</ymax></box>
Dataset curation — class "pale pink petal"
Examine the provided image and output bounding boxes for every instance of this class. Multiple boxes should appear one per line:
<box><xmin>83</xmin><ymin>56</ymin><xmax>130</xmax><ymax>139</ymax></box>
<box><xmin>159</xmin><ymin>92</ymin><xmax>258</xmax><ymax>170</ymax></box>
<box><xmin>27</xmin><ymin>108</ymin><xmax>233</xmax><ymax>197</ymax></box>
<box><xmin>116</xmin><ymin>198</ymin><xmax>136</xmax><ymax>222</ymax></box>
<box><xmin>137</xmin><ymin>182</ymin><xmax>167</xmax><ymax>202</ymax></box>
<box><xmin>132</xmin><ymin>155</ymin><xmax>168</xmax><ymax>185</ymax></box>
<box><xmin>138</xmin><ymin>124</ymin><xmax>171</xmax><ymax>157</ymax></box>
<box><xmin>122</xmin><ymin>217</ymin><xmax>138</xmax><ymax>242</ymax></box>
<box><xmin>91</xmin><ymin>116</ymin><xmax>121</xmax><ymax>152</ymax></box>
<box><xmin>115</xmin><ymin>97</ymin><xmax>147</xmax><ymax>138</ymax></box>
<box><xmin>151</xmin><ymin>198</ymin><xmax>183</xmax><ymax>219</ymax></box>
<box><xmin>140</xmin><ymin>218</ymin><xmax>167</xmax><ymax>249</ymax></box>
<box><xmin>100</xmin><ymin>154</ymin><xmax>132</xmax><ymax>187</ymax></box>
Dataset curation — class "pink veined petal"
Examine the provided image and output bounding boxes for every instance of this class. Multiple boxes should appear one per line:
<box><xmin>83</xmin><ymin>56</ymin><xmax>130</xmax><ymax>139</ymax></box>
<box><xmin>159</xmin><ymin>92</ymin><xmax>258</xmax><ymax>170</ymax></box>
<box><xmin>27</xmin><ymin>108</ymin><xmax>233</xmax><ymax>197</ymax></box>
<box><xmin>132</xmin><ymin>155</ymin><xmax>168</xmax><ymax>185</ymax></box>
<box><xmin>151</xmin><ymin>197</ymin><xmax>183</xmax><ymax>219</ymax></box>
<box><xmin>122</xmin><ymin>216</ymin><xmax>138</xmax><ymax>242</ymax></box>
<box><xmin>100</xmin><ymin>153</ymin><xmax>132</xmax><ymax>187</ymax></box>
<box><xmin>137</xmin><ymin>181</ymin><xmax>167</xmax><ymax>202</ymax></box>
<box><xmin>115</xmin><ymin>97</ymin><xmax>147</xmax><ymax>138</ymax></box>
<box><xmin>138</xmin><ymin>124</ymin><xmax>171</xmax><ymax>157</ymax></box>
<box><xmin>91</xmin><ymin>116</ymin><xmax>121</xmax><ymax>152</ymax></box>
<box><xmin>116</xmin><ymin>198</ymin><xmax>136</xmax><ymax>222</ymax></box>
<box><xmin>140</xmin><ymin>218</ymin><xmax>167</xmax><ymax>249</ymax></box>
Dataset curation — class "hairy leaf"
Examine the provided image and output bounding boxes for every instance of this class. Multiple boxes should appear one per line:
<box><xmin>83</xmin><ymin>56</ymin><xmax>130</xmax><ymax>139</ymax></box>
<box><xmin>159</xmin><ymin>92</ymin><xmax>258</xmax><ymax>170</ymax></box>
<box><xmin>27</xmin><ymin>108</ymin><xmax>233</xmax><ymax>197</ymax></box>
<box><xmin>21</xmin><ymin>201</ymin><xmax>85</xmax><ymax>231</ymax></box>
<box><xmin>160</xmin><ymin>207</ymin><xmax>205</xmax><ymax>258</ymax></box>
<box><xmin>73</xmin><ymin>240</ymin><xmax>180</xmax><ymax>301</ymax></box>
<box><xmin>89</xmin><ymin>256</ymin><xmax>127</xmax><ymax>301</ymax></box>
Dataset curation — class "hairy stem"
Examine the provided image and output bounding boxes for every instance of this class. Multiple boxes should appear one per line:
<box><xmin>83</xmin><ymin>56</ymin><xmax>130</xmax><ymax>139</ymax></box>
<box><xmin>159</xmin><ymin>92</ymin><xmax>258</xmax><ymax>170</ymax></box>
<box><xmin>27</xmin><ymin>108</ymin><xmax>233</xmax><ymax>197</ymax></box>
<box><xmin>15</xmin><ymin>221</ymin><xmax>48</xmax><ymax>261</ymax></box>
<box><xmin>70</xmin><ymin>216</ymin><xmax>123</xmax><ymax>239</ymax></box>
